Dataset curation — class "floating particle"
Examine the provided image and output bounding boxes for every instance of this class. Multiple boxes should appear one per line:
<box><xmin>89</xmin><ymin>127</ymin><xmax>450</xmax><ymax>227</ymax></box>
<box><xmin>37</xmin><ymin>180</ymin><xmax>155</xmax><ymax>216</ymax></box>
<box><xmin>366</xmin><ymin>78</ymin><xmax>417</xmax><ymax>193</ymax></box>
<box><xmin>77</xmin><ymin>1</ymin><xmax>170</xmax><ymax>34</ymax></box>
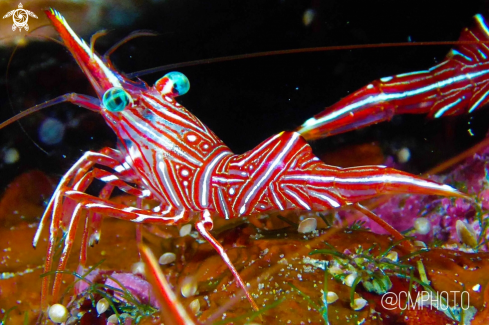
<box><xmin>3</xmin><ymin>147</ymin><xmax>19</xmax><ymax>164</ymax></box>
<box><xmin>38</xmin><ymin>117</ymin><xmax>65</xmax><ymax>145</ymax></box>
<box><xmin>302</xmin><ymin>9</ymin><xmax>315</xmax><ymax>26</ymax></box>
<box><xmin>396</xmin><ymin>147</ymin><xmax>410</xmax><ymax>163</ymax></box>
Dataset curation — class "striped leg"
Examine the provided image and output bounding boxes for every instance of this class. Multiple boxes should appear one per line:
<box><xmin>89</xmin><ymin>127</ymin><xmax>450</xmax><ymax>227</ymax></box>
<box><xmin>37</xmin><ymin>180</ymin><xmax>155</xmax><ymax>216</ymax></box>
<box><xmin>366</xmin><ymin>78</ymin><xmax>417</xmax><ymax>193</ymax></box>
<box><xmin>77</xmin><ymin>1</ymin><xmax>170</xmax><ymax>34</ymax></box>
<box><xmin>195</xmin><ymin>210</ymin><xmax>259</xmax><ymax>311</ymax></box>
<box><xmin>48</xmin><ymin>190</ymin><xmax>182</xmax><ymax>304</ymax></box>
<box><xmin>34</xmin><ymin>148</ymin><xmax>122</xmax><ymax>249</ymax></box>
<box><xmin>39</xmin><ymin>154</ymin><xmax>160</xmax><ymax>309</ymax></box>
<box><xmin>297</xmin><ymin>14</ymin><xmax>489</xmax><ymax>141</ymax></box>
<box><xmin>72</xmin><ymin>167</ymin><xmax>156</xmax><ymax>247</ymax></box>
<box><xmin>37</xmin><ymin>150</ymin><xmax>122</xmax><ymax>310</ymax></box>
<box><xmin>72</xmin><ymin>167</ymin><xmax>161</xmax><ymax>267</ymax></box>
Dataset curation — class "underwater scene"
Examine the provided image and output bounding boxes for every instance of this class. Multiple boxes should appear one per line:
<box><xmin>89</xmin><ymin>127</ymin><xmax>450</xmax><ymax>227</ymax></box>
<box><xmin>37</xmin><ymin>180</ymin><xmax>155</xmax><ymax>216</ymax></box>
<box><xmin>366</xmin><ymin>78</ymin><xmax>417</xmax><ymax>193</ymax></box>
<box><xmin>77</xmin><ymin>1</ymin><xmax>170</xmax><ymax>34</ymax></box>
<box><xmin>1</xmin><ymin>0</ymin><xmax>489</xmax><ymax>324</ymax></box>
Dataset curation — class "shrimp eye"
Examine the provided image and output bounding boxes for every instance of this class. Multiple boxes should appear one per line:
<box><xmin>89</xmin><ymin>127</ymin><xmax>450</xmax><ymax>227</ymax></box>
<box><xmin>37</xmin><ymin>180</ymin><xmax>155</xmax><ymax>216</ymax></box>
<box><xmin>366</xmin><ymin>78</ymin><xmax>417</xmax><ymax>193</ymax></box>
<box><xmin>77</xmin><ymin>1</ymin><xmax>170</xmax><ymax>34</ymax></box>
<box><xmin>155</xmin><ymin>71</ymin><xmax>190</xmax><ymax>97</ymax></box>
<box><xmin>102</xmin><ymin>88</ymin><xmax>132</xmax><ymax>112</ymax></box>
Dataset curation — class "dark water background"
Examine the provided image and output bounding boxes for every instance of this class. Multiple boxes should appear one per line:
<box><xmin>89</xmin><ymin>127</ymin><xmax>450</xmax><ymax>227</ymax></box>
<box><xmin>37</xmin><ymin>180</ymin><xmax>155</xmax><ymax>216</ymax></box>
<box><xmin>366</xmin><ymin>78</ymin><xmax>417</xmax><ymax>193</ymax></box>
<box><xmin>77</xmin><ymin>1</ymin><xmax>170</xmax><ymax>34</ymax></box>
<box><xmin>1</xmin><ymin>0</ymin><xmax>489</xmax><ymax>190</ymax></box>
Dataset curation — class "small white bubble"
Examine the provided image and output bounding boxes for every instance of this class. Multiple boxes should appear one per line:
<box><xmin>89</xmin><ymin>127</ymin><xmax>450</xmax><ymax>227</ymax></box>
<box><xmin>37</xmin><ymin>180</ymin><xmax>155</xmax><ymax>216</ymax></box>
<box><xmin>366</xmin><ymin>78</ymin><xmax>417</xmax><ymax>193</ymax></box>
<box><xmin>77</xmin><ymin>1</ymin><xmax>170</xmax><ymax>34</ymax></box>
<box><xmin>413</xmin><ymin>240</ymin><xmax>427</xmax><ymax>248</ymax></box>
<box><xmin>326</xmin><ymin>291</ymin><xmax>339</xmax><ymax>304</ymax></box>
<box><xmin>180</xmin><ymin>224</ymin><xmax>192</xmax><ymax>237</ymax></box>
<box><xmin>351</xmin><ymin>298</ymin><xmax>367</xmax><ymax>311</ymax></box>
<box><xmin>131</xmin><ymin>261</ymin><xmax>145</xmax><ymax>275</ymax></box>
<box><xmin>158</xmin><ymin>252</ymin><xmax>176</xmax><ymax>265</ymax></box>
<box><xmin>343</xmin><ymin>273</ymin><xmax>357</xmax><ymax>287</ymax></box>
<box><xmin>414</xmin><ymin>217</ymin><xmax>431</xmax><ymax>235</ymax></box>
<box><xmin>107</xmin><ymin>314</ymin><xmax>119</xmax><ymax>324</ymax></box>
<box><xmin>456</xmin><ymin>220</ymin><xmax>478</xmax><ymax>248</ymax></box>
<box><xmin>385</xmin><ymin>251</ymin><xmax>398</xmax><ymax>262</ymax></box>
<box><xmin>189</xmin><ymin>298</ymin><xmax>200</xmax><ymax>314</ymax></box>
<box><xmin>181</xmin><ymin>277</ymin><xmax>198</xmax><ymax>298</ymax></box>
<box><xmin>96</xmin><ymin>298</ymin><xmax>109</xmax><ymax>314</ymax></box>
<box><xmin>48</xmin><ymin>304</ymin><xmax>69</xmax><ymax>323</ymax></box>
<box><xmin>298</xmin><ymin>218</ymin><xmax>317</xmax><ymax>233</ymax></box>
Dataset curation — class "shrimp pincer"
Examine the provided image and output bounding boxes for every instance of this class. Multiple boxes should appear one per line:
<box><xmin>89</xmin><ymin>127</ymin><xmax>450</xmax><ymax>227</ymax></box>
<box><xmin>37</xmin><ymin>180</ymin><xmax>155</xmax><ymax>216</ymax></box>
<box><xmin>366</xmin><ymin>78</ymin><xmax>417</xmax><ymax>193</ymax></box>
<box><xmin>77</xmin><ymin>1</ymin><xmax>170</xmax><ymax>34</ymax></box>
<box><xmin>0</xmin><ymin>8</ymin><xmax>469</xmax><ymax>315</ymax></box>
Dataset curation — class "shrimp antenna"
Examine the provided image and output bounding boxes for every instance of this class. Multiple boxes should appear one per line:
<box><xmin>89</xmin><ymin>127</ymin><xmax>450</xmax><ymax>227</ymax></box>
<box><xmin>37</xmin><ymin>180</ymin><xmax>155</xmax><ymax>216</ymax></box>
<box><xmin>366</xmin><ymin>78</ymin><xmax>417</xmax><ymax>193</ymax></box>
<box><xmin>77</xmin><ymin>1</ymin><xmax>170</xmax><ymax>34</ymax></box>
<box><xmin>0</xmin><ymin>29</ymin><xmax>158</xmax><ymax>131</ymax></box>
<box><xmin>3</xmin><ymin>35</ymin><xmax>488</xmax><ymax>132</ymax></box>
<box><xmin>126</xmin><ymin>40</ymin><xmax>489</xmax><ymax>79</ymax></box>
<box><xmin>90</xmin><ymin>29</ymin><xmax>109</xmax><ymax>58</ymax></box>
<box><xmin>4</xmin><ymin>24</ymin><xmax>62</xmax><ymax>154</ymax></box>
<box><xmin>0</xmin><ymin>102</ymin><xmax>56</xmax><ymax>130</ymax></box>
<box><xmin>102</xmin><ymin>30</ymin><xmax>159</xmax><ymax>69</ymax></box>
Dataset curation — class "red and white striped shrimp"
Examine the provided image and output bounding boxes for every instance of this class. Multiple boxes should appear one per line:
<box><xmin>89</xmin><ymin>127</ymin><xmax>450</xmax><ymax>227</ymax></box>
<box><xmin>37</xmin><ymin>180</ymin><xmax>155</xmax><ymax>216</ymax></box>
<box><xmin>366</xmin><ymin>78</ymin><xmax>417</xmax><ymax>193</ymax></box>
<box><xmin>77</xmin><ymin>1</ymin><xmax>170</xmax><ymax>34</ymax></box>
<box><xmin>0</xmin><ymin>9</ymin><xmax>469</xmax><ymax>316</ymax></box>
<box><xmin>298</xmin><ymin>13</ymin><xmax>489</xmax><ymax>140</ymax></box>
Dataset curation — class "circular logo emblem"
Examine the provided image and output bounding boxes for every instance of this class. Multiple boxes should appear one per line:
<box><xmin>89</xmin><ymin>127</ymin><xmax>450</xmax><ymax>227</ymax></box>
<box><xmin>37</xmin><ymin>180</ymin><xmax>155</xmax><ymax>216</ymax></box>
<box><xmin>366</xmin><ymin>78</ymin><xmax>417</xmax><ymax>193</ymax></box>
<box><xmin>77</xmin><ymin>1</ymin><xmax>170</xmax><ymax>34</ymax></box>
<box><xmin>3</xmin><ymin>3</ymin><xmax>38</xmax><ymax>32</ymax></box>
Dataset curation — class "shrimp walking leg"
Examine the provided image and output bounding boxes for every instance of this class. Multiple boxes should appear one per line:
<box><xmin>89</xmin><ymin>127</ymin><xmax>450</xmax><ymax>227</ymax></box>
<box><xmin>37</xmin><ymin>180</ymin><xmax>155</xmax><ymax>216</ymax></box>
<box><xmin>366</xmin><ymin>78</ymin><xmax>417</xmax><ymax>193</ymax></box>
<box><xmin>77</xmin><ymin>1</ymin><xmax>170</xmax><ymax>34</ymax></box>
<box><xmin>38</xmin><ymin>148</ymin><xmax>152</xmax><ymax>307</ymax></box>
<box><xmin>33</xmin><ymin>148</ymin><xmax>122</xmax><ymax>247</ymax></box>
<box><xmin>46</xmin><ymin>190</ymin><xmax>182</xmax><ymax>304</ymax></box>
<box><xmin>195</xmin><ymin>210</ymin><xmax>259</xmax><ymax>311</ymax></box>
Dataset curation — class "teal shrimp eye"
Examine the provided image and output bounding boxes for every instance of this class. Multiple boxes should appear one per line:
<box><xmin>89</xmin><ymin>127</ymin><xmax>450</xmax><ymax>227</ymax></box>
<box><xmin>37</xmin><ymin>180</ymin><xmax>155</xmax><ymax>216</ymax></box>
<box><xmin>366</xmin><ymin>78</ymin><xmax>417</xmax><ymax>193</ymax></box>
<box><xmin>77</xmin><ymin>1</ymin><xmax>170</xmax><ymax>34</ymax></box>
<box><xmin>102</xmin><ymin>87</ymin><xmax>133</xmax><ymax>112</ymax></box>
<box><xmin>155</xmin><ymin>71</ymin><xmax>190</xmax><ymax>97</ymax></box>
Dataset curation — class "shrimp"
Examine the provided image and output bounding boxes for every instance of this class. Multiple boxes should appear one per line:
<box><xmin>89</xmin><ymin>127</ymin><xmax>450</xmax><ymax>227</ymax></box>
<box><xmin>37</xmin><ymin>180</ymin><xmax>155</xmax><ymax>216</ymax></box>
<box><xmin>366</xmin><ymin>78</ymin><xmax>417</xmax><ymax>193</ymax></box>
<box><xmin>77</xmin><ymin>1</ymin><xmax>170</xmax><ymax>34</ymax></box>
<box><xmin>0</xmin><ymin>8</ymin><xmax>469</xmax><ymax>317</ymax></box>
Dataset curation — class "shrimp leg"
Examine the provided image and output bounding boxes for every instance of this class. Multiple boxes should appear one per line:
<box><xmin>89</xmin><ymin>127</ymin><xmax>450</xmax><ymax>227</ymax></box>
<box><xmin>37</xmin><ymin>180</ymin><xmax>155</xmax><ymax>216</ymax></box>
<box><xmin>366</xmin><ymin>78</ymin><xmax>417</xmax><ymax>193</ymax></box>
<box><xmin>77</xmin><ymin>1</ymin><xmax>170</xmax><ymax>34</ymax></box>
<box><xmin>298</xmin><ymin>14</ymin><xmax>489</xmax><ymax>140</ymax></box>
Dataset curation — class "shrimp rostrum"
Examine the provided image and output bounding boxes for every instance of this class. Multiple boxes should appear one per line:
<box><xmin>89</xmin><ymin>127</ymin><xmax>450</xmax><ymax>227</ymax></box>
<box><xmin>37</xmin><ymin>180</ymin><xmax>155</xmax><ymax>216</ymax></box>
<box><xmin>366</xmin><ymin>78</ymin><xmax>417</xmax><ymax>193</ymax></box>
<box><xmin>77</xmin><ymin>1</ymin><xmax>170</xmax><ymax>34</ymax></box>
<box><xmin>3</xmin><ymin>9</ymin><xmax>468</xmax><ymax>311</ymax></box>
